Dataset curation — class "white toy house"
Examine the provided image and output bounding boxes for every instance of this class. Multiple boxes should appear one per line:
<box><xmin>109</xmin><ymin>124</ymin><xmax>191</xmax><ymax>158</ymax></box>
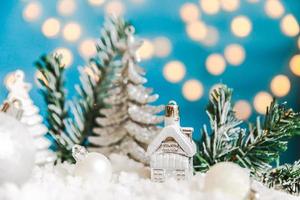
<box><xmin>147</xmin><ymin>101</ymin><xmax>196</xmax><ymax>182</ymax></box>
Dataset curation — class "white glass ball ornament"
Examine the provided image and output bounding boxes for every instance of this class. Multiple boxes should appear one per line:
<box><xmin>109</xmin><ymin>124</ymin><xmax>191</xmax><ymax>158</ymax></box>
<box><xmin>0</xmin><ymin>113</ymin><xmax>36</xmax><ymax>185</ymax></box>
<box><xmin>203</xmin><ymin>162</ymin><xmax>251</xmax><ymax>200</ymax></box>
<box><xmin>72</xmin><ymin>145</ymin><xmax>112</xmax><ymax>184</ymax></box>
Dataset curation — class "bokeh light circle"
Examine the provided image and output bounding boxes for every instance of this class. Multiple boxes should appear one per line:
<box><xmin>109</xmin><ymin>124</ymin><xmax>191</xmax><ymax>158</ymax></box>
<box><xmin>180</xmin><ymin>3</ymin><xmax>200</xmax><ymax>23</ymax></box>
<box><xmin>231</xmin><ymin>16</ymin><xmax>252</xmax><ymax>38</ymax></box>
<box><xmin>63</xmin><ymin>22</ymin><xmax>82</xmax><ymax>42</ymax></box>
<box><xmin>201</xmin><ymin>26</ymin><xmax>219</xmax><ymax>47</ymax></box>
<box><xmin>264</xmin><ymin>0</ymin><xmax>284</xmax><ymax>19</ymax></box>
<box><xmin>289</xmin><ymin>54</ymin><xmax>300</xmax><ymax>76</ymax></box>
<box><xmin>78</xmin><ymin>39</ymin><xmax>97</xmax><ymax>59</ymax></box>
<box><xmin>253</xmin><ymin>91</ymin><xmax>273</xmax><ymax>114</ymax></box>
<box><xmin>137</xmin><ymin>39</ymin><xmax>154</xmax><ymax>60</ymax></box>
<box><xmin>224</xmin><ymin>44</ymin><xmax>246</xmax><ymax>66</ymax></box>
<box><xmin>209</xmin><ymin>83</ymin><xmax>225</xmax><ymax>95</ymax></box>
<box><xmin>54</xmin><ymin>48</ymin><xmax>73</xmax><ymax>68</ymax></box>
<box><xmin>247</xmin><ymin>0</ymin><xmax>259</xmax><ymax>3</ymax></box>
<box><xmin>23</xmin><ymin>1</ymin><xmax>42</xmax><ymax>22</ymax></box>
<box><xmin>280</xmin><ymin>14</ymin><xmax>300</xmax><ymax>37</ymax></box>
<box><xmin>186</xmin><ymin>21</ymin><xmax>207</xmax><ymax>41</ymax></box>
<box><xmin>182</xmin><ymin>79</ymin><xmax>204</xmax><ymax>101</ymax></box>
<box><xmin>233</xmin><ymin>100</ymin><xmax>252</xmax><ymax>120</ymax></box>
<box><xmin>205</xmin><ymin>53</ymin><xmax>226</xmax><ymax>75</ymax></box>
<box><xmin>41</xmin><ymin>18</ymin><xmax>61</xmax><ymax>38</ymax></box>
<box><xmin>163</xmin><ymin>61</ymin><xmax>186</xmax><ymax>83</ymax></box>
<box><xmin>88</xmin><ymin>0</ymin><xmax>106</xmax><ymax>6</ymax></box>
<box><xmin>270</xmin><ymin>74</ymin><xmax>291</xmax><ymax>97</ymax></box>
<box><xmin>35</xmin><ymin>71</ymin><xmax>49</xmax><ymax>87</ymax></box>
<box><xmin>220</xmin><ymin>0</ymin><xmax>240</xmax><ymax>12</ymax></box>
<box><xmin>153</xmin><ymin>37</ymin><xmax>172</xmax><ymax>57</ymax></box>
<box><xmin>199</xmin><ymin>0</ymin><xmax>221</xmax><ymax>15</ymax></box>
<box><xmin>57</xmin><ymin>0</ymin><xmax>77</xmax><ymax>16</ymax></box>
<box><xmin>105</xmin><ymin>0</ymin><xmax>125</xmax><ymax>16</ymax></box>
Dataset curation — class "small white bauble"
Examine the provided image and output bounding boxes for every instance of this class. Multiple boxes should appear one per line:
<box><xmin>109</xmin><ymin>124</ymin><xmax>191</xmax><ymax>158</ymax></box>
<box><xmin>74</xmin><ymin>152</ymin><xmax>112</xmax><ymax>184</ymax></box>
<box><xmin>0</xmin><ymin>113</ymin><xmax>36</xmax><ymax>185</ymax></box>
<box><xmin>203</xmin><ymin>162</ymin><xmax>250</xmax><ymax>200</ymax></box>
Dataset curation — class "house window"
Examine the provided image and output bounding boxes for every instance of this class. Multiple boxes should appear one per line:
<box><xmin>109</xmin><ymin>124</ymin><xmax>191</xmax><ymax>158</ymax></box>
<box><xmin>152</xmin><ymin>169</ymin><xmax>165</xmax><ymax>182</ymax></box>
<box><xmin>176</xmin><ymin>169</ymin><xmax>185</xmax><ymax>180</ymax></box>
<box><xmin>161</xmin><ymin>141</ymin><xmax>179</xmax><ymax>153</ymax></box>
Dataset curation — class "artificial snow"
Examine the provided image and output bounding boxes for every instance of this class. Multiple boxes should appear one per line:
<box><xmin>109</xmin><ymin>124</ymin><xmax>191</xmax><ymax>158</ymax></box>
<box><xmin>0</xmin><ymin>154</ymin><xmax>298</xmax><ymax>200</ymax></box>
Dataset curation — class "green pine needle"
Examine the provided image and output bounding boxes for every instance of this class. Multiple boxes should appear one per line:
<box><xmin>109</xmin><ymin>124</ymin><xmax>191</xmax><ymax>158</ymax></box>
<box><xmin>260</xmin><ymin>161</ymin><xmax>300</xmax><ymax>195</ymax></box>
<box><xmin>194</xmin><ymin>84</ymin><xmax>300</xmax><ymax>195</ymax></box>
<box><xmin>35</xmin><ymin>54</ymin><xmax>72</xmax><ymax>162</ymax></box>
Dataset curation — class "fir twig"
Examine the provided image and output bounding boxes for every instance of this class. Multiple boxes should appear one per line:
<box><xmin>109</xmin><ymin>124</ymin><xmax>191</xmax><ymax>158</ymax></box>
<box><xmin>67</xmin><ymin>16</ymin><xmax>130</xmax><ymax>152</ymax></box>
<box><xmin>260</xmin><ymin>161</ymin><xmax>300</xmax><ymax>195</ymax></box>
<box><xmin>194</xmin><ymin>85</ymin><xmax>243</xmax><ymax>171</ymax></box>
<box><xmin>236</xmin><ymin>101</ymin><xmax>300</xmax><ymax>171</ymax></box>
<box><xmin>194</xmin><ymin>84</ymin><xmax>300</xmax><ymax>195</ymax></box>
<box><xmin>35</xmin><ymin>54</ymin><xmax>72</xmax><ymax>162</ymax></box>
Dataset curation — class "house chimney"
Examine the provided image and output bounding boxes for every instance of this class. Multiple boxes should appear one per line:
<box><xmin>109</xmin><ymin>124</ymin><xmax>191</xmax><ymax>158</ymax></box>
<box><xmin>164</xmin><ymin>100</ymin><xmax>180</xmax><ymax>126</ymax></box>
<box><xmin>181</xmin><ymin>127</ymin><xmax>194</xmax><ymax>141</ymax></box>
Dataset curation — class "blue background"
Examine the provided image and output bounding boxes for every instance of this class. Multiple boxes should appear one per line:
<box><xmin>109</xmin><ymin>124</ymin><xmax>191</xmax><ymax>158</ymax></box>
<box><xmin>0</xmin><ymin>0</ymin><xmax>300</xmax><ymax>163</ymax></box>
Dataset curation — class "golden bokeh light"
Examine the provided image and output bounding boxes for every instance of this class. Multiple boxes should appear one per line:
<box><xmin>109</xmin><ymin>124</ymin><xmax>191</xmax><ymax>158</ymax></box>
<box><xmin>270</xmin><ymin>75</ymin><xmax>291</xmax><ymax>97</ymax></box>
<box><xmin>130</xmin><ymin>0</ymin><xmax>144</xmax><ymax>4</ymax></box>
<box><xmin>205</xmin><ymin>53</ymin><xmax>226</xmax><ymax>75</ymax></box>
<box><xmin>78</xmin><ymin>39</ymin><xmax>97</xmax><ymax>59</ymax></box>
<box><xmin>220</xmin><ymin>0</ymin><xmax>240</xmax><ymax>12</ymax></box>
<box><xmin>57</xmin><ymin>0</ymin><xmax>76</xmax><ymax>16</ymax></box>
<box><xmin>289</xmin><ymin>54</ymin><xmax>300</xmax><ymax>76</ymax></box>
<box><xmin>264</xmin><ymin>0</ymin><xmax>284</xmax><ymax>19</ymax></box>
<box><xmin>201</xmin><ymin>26</ymin><xmax>219</xmax><ymax>46</ymax></box>
<box><xmin>182</xmin><ymin>79</ymin><xmax>204</xmax><ymax>101</ymax></box>
<box><xmin>163</xmin><ymin>61</ymin><xmax>186</xmax><ymax>83</ymax></box>
<box><xmin>199</xmin><ymin>0</ymin><xmax>220</xmax><ymax>15</ymax></box>
<box><xmin>209</xmin><ymin>83</ymin><xmax>225</xmax><ymax>95</ymax></box>
<box><xmin>54</xmin><ymin>48</ymin><xmax>73</xmax><ymax>68</ymax></box>
<box><xmin>105</xmin><ymin>0</ymin><xmax>125</xmax><ymax>16</ymax></box>
<box><xmin>4</xmin><ymin>73</ymin><xmax>18</xmax><ymax>90</ymax></box>
<box><xmin>253</xmin><ymin>91</ymin><xmax>273</xmax><ymax>114</ymax></box>
<box><xmin>41</xmin><ymin>18</ymin><xmax>61</xmax><ymax>38</ymax></box>
<box><xmin>224</xmin><ymin>44</ymin><xmax>246</xmax><ymax>66</ymax></box>
<box><xmin>88</xmin><ymin>0</ymin><xmax>106</xmax><ymax>6</ymax></box>
<box><xmin>35</xmin><ymin>71</ymin><xmax>49</xmax><ymax>87</ymax></box>
<box><xmin>63</xmin><ymin>22</ymin><xmax>81</xmax><ymax>42</ymax></box>
<box><xmin>280</xmin><ymin>14</ymin><xmax>299</xmax><ymax>37</ymax></box>
<box><xmin>23</xmin><ymin>1</ymin><xmax>42</xmax><ymax>22</ymax></box>
<box><xmin>137</xmin><ymin>39</ymin><xmax>154</xmax><ymax>60</ymax></box>
<box><xmin>186</xmin><ymin>21</ymin><xmax>207</xmax><ymax>41</ymax></box>
<box><xmin>247</xmin><ymin>0</ymin><xmax>259</xmax><ymax>3</ymax></box>
<box><xmin>153</xmin><ymin>37</ymin><xmax>172</xmax><ymax>58</ymax></box>
<box><xmin>180</xmin><ymin>3</ymin><xmax>200</xmax><ymax>23</ymax></box>
<box><xmin>233</xmin><ymin>100</ymin><xmax>252</xmax><ymax>120</ymax></box>
<box><xmin>231</xmin><ymin>16</ymin><xmax>252</xmax><ymax>38</ymax></box>
<box><xmin>84</xmin><ymin>66</ymin><xmax>100</xmax><ymax>82</ymax></box>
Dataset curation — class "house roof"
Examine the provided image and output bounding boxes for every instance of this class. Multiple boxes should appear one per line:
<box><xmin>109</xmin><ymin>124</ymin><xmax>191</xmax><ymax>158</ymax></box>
<box><xmin>147</xmin><ymin>124</ymin><xmax>196</xmax><ymax>157</ymax></box>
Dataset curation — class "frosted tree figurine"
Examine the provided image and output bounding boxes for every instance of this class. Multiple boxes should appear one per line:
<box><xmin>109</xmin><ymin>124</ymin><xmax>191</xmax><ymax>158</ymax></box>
<box><xmin>88</xmin><ymin>22</ymin><xmax>164</xmax><ymax>164</ymax></box>
<box><xmin>4</xmin><ymin>70</ymin><xmax>56</xmax><ymax>165</ymax></box>
<box><xmin>147</xmin><ymin>101</ymin><xmax>196</xmax><ymax>182</ymax></box>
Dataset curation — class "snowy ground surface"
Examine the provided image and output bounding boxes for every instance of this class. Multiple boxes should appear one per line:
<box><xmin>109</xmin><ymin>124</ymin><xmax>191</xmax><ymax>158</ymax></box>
<box><xmin>0</xmin><ymin>154</ymin><xmax>298</xmax><ymax>200</ymax></box>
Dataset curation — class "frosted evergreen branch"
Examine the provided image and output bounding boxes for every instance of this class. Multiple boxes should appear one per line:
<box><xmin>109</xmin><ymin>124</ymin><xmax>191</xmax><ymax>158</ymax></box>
<box><xmin>35</xmin><ymin>54</ymin><xmax>73</xmax><ymax>162</ymax></box>
<box><xmin>236</xmin><ymin>101</ymin><xmax>300</xmax><ymax>171</ymax></box>
<box><xmin>194</xmin><ymin>85</ymin><xmax>300</xmax><ymax>175</ymax></box>
<box><xmin>259</xmin><ymin>161</ymin><xmax>300</xmax><ymax>195</ymax></box>
<box><xmin>194</xmin><ymin>85</ymin><xmax>243</xmax><ymax>171</ymax></box>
